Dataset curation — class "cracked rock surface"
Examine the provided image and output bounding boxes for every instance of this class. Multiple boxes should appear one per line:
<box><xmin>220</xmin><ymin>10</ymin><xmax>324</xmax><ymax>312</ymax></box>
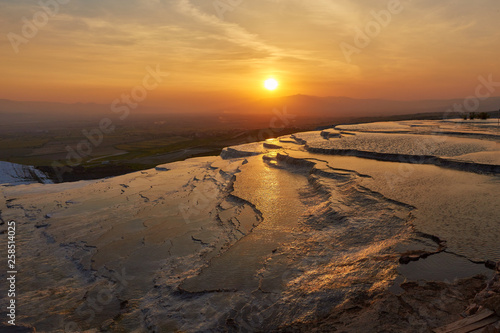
<box><xmin>0</xmin><ymin>119</ymin><xmax>499</xmax><ymax>332</ymax></box>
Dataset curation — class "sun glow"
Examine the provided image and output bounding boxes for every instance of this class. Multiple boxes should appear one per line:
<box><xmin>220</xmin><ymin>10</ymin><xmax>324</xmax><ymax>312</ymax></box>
<box><xmin>264</xmin><ymin>78</ymin><xmax>279</xmax><ymax>91</ymax></box>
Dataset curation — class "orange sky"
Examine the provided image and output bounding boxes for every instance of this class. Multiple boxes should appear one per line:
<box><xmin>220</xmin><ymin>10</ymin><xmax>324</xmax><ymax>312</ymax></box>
<box><xmin>1</xmin><ymin>0</ymin><xmax>500</xmax><ymax>111</ymax></box>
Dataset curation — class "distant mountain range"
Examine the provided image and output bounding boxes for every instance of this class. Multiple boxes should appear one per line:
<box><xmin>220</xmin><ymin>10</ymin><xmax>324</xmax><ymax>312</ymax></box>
<box><xmin>1</xmin><ymin>95</ymin><xmax>499</xmax><ymax>122</ymax></box>
<box><xmin>223</xmin><ymin>94</ymin><xmax>500</xmax><ymax>118</ymax></box>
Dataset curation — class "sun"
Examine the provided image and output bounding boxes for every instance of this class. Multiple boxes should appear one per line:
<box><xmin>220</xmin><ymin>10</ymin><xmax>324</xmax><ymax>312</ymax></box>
<box><xmin>264</xmin><ymin>78</ymin><xmax>279</xmax><ymax>91</ymax></box>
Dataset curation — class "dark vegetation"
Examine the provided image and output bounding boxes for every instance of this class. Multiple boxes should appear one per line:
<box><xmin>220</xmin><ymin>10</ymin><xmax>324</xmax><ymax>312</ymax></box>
<box><xmin>464</xmin><ymin>112</ymin><xmax>491</xmax><ymax>120</ymax></box>
<box><xmin>2</xmin><ymin>110</ymin><xmax>498</xmax><ymax>183</ymax></box>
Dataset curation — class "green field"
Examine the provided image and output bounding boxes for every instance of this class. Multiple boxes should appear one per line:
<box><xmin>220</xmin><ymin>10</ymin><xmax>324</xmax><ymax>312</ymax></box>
<box><xmin>0</xmin><ymin>122</ymin><xmax>312</xmax><ymax>182</ymax></box>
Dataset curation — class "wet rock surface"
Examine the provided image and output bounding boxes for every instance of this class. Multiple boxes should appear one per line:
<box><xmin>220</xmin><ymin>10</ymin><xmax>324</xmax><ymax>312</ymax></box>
<box><xmin>0</xmin><ymin>161</ymin><xmax>53</xmax><ymax>185</ymax></box>
<box><xmin>279</xmin><ymin>274</ymin><xmax>493</xmax><ymax>333</ymax></box>
<box><xmin>0</xmin><ymin>119</ymin><xmax>499</xmax><ymax>332</ymax></box>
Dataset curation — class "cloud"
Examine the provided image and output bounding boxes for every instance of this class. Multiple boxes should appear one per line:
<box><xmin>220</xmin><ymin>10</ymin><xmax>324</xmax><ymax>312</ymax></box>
<box><xmin>1</xmin><ymin>0</ymin><xmax>499</xmax><ymax>102</ymax></box>
<box><xmin>174</xmin><ymin>0</ymin><xmax>288</xmax><ymax>59</ymax></box>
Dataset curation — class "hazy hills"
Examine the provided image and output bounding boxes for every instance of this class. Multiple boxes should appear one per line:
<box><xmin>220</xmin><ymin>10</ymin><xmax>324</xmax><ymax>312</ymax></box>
<box><xmin>226</xmin><ymin>94</ymin><xmax>500</xmax><ymax>118</ymax></box>
<box><xmin>2</xmin><ymin>95</ymin><xmax>499</xmax><ymax>121</ymax></box>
